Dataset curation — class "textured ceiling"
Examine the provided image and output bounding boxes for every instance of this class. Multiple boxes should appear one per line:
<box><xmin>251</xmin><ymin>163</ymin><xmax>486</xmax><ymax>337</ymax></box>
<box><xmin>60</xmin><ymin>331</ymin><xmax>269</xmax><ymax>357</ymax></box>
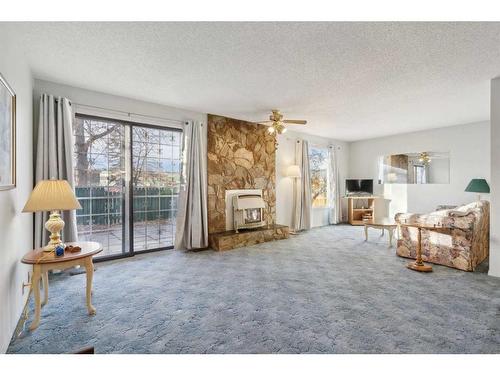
<box><xmin>4</xmin><ymin>22</ymin><xmax>500</xmax><ymax>141</ymax></box>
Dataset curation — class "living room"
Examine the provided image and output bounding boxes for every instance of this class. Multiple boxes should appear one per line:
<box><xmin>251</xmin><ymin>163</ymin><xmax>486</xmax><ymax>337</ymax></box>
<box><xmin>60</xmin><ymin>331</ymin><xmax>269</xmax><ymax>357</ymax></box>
<box><xmin>1</xmin><ymin>3</ymin><xmax>500</xmax><ymax>374</ymax></box>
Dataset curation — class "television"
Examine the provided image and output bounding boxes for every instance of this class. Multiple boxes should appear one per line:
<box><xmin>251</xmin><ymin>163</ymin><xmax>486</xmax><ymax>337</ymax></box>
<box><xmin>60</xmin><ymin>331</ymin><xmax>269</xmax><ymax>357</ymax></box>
<box><xmin>345</xmin><ymin>179</ymin><xmax>373</xmax><ymax>195</ymax></box>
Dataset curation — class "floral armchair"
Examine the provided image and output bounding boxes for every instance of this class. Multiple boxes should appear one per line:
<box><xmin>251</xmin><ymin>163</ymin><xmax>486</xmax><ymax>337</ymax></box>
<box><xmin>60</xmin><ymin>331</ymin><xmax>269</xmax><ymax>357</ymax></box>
<box><xmin>394</xmin><ymin>200</ymin><xmax>489</xmax><ymax>271</ymax></box>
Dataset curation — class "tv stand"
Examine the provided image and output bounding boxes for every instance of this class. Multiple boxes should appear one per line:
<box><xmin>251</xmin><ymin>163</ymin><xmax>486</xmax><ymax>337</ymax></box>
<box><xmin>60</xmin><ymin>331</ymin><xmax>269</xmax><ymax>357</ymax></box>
<box><xmin>346</xmin><ymin>196</ymin><xmax>379</xmax><ymax>225</ymax></box>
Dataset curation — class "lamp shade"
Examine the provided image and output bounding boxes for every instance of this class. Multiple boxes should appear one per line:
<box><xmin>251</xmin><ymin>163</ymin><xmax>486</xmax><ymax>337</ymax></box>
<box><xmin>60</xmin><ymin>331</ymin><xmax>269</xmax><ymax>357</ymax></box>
<box><xmin>465</xmin><ymin>179</ymin><xmax>490</xmax><ymax>193</ymax></box>
<box><xmin>286</xmin><ymin>165</ymin><xmax>301</xmax><ymax>178</ymax></box>
<box><xmin>23</xmin><ymin>180</ymin><xmax>82</xmax><ymax>212</ymax></box>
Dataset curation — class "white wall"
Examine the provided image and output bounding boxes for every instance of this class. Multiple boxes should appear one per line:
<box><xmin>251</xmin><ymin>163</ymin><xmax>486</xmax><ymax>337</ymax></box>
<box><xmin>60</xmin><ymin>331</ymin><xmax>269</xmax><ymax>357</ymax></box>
<box><xmin>34</xmin><ymin>79</ymin><xmax>207</xmax><ymax>126</ymax></box>
<box><xmin>275</xmin><ymin>131</ymin><xmax>349</xmax><ymax>228</ymax></box>
<box><xmin>0</xmin><ymin>28</ymin><xmax>34</xmax><ymax>352</ymax></box>
<box><xmin>349</xmin><ymin>121</ymin><xmax>490</xmax><ymax>220</ymax></box>
<box><xmin>490</xmin><ymin>78</ymin><xmax>500</xmax><ymax>278</ymax></box>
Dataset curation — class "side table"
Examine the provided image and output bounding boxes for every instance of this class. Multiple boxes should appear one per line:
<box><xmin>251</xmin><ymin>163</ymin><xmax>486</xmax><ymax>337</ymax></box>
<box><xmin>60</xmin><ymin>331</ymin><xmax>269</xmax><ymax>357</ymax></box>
<box><xmin>399</xmin><ymin>224</ymin><xmax>449</xmax><ymax>272</ymax></box>
<box><xmin>21</xmin><ymin>241</ymin><xmax>102</xmax><ymax>330</ymax></box>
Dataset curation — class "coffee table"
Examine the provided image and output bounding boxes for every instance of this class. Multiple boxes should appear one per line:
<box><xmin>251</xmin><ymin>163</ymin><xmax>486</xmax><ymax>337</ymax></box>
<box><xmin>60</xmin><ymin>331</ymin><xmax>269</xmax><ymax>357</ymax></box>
<box><xmin>364</xmin><ymin>218</ymin><xmax>397</xmax><ymax>247</ymax></box>
<box><xmin>21</xmin><ymin>241</ymin><xmax>102</xmax><ymax>330</ymax></box>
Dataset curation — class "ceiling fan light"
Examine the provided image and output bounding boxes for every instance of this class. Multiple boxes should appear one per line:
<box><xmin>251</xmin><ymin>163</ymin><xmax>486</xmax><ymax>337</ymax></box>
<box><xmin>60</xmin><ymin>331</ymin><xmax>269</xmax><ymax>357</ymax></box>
<box><xmin>257</xmin><ymin>110</ymin><xmax>307</xmax><ymax>135</ymax></box>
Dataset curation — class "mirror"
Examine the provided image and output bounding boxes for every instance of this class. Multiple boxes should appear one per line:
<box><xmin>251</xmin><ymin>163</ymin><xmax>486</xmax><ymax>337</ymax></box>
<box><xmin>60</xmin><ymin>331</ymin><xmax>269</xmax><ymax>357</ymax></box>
<box><xmin>378</xmin><ymin>151</ymin><xmax>450</xmax><ymax>184</ymax></box>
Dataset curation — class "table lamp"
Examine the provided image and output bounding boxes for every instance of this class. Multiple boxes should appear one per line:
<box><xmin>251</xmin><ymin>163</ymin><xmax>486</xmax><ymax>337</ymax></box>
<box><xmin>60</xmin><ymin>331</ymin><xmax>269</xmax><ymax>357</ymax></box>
<box><xmin>465</xmin><ymin>178</ymin><xmax>490</xmax><ymax>201</ymax></box>
<box><xmin>23</xmin><ymin>179</ymin><xmax>82</xmax><ymax>252</ymax></box>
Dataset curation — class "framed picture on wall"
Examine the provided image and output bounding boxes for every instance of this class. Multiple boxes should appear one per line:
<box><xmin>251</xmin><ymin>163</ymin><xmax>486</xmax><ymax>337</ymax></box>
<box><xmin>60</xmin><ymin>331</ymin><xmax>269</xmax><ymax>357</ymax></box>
<box><xmin>0</xmin><ymin>73</ymin><xmax>16</xmax><ymax>190</ymax></box>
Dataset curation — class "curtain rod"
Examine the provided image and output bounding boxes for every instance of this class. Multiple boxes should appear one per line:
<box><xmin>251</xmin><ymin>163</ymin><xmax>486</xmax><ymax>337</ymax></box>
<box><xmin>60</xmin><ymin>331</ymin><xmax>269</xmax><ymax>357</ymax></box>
<box><xmin>72</xmin><ymin>102</ymin><xmax>186</xmax><ymax>125</ymax></box>
<box><xmin>292</xmin><ymin>138</ymin><xmax>342</xmax><ymax>150</ymax></box>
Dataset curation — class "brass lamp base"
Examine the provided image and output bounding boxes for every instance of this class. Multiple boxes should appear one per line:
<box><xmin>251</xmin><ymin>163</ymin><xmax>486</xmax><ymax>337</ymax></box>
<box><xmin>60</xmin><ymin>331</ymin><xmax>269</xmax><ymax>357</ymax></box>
<box><xmin>407</xmin><ymin>261</ymin><xmax>433</xmax><ymax>272</ymax></box>
<box><xmin>44</xmin><ymin>211</ymin><xmax>65</xmax><ymax>252</ymax></box>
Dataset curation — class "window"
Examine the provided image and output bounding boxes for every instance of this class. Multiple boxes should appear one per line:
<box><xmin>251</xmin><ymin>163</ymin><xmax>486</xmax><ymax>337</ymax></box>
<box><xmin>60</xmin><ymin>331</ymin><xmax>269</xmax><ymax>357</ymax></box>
<box><xmin>309</xmin><ymin>146</ymin><xmax>329</xmax><ymax>208</ymax></box>
<box><xmin>73</xmin><ymin>114</ymin><xmax>182</xmax><ymax>260</ymax></box>
<box><xmin>413</xmin><ymin>165</ymin><xmax>427</xmax><ymax>184</ymax></box>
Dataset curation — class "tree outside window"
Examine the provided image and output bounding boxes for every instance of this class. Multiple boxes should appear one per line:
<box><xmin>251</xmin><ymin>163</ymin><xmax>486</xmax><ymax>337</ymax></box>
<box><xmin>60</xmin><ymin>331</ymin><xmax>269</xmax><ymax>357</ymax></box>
<box><xmin>309</xmin><ymin>147</ymin><xmax>329</xmax><ymax>208</ymax></box>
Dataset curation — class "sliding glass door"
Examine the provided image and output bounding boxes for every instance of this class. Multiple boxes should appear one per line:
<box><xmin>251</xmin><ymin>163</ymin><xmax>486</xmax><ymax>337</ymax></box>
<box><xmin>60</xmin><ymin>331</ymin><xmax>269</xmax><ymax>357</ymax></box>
<box><xmin>131</xmin><ymin>126</ymin><xmax>182</xmax><ymax>252</ymax></box>
<box><xmin>73</xmin><ymin>114</ymin><xmax>181</xmax><ymax>260</ymax></box>
<box><xmin>73</xmin><ymin>116</ymin><xmax>127</xmax><ymax>258</ymax></box>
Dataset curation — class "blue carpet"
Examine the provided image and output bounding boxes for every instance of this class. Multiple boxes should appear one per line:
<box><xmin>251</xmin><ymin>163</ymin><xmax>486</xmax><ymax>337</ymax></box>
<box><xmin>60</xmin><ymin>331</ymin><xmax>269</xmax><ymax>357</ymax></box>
<box><xmin>7</xmin><ymin>225</ymin><xmax>500</xmax><ymax>353</ymax></box>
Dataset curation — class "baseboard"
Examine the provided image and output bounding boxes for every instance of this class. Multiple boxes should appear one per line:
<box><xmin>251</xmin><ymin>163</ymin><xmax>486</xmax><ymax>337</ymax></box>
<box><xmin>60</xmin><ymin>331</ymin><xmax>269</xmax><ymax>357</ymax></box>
<box><xmin>10</xmin><ymin>286</ymin><xmax>32</xmax><ymax>345</ymax></box>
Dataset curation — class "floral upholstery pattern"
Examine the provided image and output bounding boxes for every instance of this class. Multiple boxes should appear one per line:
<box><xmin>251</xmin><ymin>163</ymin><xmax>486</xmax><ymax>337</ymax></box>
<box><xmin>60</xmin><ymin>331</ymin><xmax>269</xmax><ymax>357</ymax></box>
<box><xmin>394</xmin><ymin>200</ymin><xmax>489</xmax><ymax>271</ymax></box>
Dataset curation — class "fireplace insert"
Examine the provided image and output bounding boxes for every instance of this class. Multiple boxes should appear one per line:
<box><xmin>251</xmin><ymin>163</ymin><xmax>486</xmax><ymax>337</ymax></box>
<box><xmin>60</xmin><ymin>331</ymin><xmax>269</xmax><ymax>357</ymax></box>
<box><xmin>232</xmin><ymin>193</ymin><xmax>266</xmax><ymax>233</ymax></box>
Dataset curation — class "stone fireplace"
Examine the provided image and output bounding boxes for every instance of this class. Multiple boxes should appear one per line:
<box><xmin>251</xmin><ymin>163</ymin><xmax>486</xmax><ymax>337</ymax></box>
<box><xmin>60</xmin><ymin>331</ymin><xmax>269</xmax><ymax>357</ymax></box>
<box><xmin>207</xmin><ymin>114</ymin><xmax>276</xmax><ymax>234</ymax></box>
<box><xmin>207</xmin><ymin>114</ymin><xmax>288</xmax><ymax>251</ymax></box>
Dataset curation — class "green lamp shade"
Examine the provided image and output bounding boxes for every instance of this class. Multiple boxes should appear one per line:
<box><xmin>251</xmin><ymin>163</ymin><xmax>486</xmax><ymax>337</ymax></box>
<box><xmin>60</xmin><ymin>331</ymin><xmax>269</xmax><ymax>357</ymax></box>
<box><xmin>465</xmin><ymin>179</ymin><xmax>490</xmax><ymax>193</ymax></box>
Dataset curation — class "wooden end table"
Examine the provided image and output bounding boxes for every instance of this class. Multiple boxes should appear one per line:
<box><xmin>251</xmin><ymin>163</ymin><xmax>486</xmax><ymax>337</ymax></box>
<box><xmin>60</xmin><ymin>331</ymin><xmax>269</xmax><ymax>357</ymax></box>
<box><xmin>21</xmin><ymin>241</ymin><xmax>102</xmax><ymax>330</ymax></box>
<box><xmin>399</xmin><ymin>223</ymin><xmax>449</xmax><ymax>272</ymax></box>
<box><xmin>364</xmin><ymin>218</ymin><xmax>397</xmax><ymax>247</ymax></box>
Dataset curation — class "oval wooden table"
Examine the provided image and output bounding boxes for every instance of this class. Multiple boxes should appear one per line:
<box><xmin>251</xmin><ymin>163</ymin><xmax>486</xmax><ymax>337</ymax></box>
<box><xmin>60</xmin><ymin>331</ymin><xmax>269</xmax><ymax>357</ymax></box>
<box><xmin>21</xmin><ymin>241</ymin><xmax>102</xmax><ymax>331</ymax></box>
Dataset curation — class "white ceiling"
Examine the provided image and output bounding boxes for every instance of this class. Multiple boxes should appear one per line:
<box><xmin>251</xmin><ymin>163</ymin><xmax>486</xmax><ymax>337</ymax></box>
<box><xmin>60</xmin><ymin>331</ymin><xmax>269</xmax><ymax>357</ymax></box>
<box><xmin>5</xmin><ymin>22</ymin><xmax>500</xmax><ymax>141</ymax></box>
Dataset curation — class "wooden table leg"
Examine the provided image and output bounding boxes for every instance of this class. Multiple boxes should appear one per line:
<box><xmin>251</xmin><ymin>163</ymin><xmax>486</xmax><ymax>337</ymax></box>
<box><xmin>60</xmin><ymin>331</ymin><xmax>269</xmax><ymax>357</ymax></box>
<box><xmin>41</xmin><ymin>272</ymin><xmax>49</xmax><ymax>307</ymax></box>
<box><xmin>84</xmin><ymin>258</ymin><xmax>96</xmax><ymax>315</ymax></box>
<box><xmin>364</xmin><ymin>225</ymin><xmax>368</xmax><ymax>241</ymax></box>
<box><xmin>388</xmin><ymin>228</ymin><xmax>394</xmax><ymax>247</ymax></box>
<box><xmin>407</xmin><ymin>227</ymin><xmax>432</xmax><ymax>272</ymax></box>
<box><xmin>30</xmin><ymin>265</ymin><xmax>42</xmax><ymax>330</ymax></box>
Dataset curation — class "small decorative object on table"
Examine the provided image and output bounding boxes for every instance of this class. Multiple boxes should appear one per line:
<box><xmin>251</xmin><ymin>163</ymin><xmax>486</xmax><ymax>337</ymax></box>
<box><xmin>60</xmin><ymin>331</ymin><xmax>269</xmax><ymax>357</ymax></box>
<box><xmin>65</xmin><ymin>245</ymin><xmax>82</xmax><ymax>253</ymax></box>
<box><xmin>55</xmin><ymin>244</ymin><xmax>65</xmax><ymax>257</ymax></box>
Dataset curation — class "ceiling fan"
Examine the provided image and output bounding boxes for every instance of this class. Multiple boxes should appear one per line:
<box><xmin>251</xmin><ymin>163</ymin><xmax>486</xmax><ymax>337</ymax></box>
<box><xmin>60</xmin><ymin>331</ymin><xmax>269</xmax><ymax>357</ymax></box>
<box><xmin>256</xmin><ymin>109</ymin><xmax>307</xmax><ymax>134</ymax></box>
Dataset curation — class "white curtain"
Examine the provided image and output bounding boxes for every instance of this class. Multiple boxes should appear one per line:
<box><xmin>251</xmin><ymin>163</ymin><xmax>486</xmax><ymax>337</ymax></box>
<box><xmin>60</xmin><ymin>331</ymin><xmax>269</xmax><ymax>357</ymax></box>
<box><xmin>293</xmin><ymin>140</ymin><xmax>312</xmax><ymax>231</ymax></box>
<box><xmin>175</xmin><ymin>121</ymin><xmax>208</xmax><ymax>250</ymax></box>
<box><xmin>34</xmin><ymin>94</ymin><xmax>78</xmax><ymax>248</ymax></box>
<box><xmin>328</xmin><ymin>145</ymin><xmax>342</xmax><ymax>224</ymax></box>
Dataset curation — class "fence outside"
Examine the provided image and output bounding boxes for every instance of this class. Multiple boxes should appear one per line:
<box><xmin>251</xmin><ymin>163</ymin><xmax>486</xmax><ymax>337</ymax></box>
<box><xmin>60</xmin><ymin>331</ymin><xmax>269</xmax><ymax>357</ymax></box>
<box><xmin>76</xmin><ymin>186</ymin><xmax>179</xmax><ymax>226</ymax></box>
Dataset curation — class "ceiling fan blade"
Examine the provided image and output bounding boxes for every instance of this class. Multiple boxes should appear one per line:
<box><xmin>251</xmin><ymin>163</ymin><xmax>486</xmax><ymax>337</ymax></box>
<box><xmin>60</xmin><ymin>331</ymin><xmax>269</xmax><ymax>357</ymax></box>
<box><xmin>283</xmin><ymin>120</ymin><xmax>307</xmax><ymax>125</ymax></box>
<box><xmin>256</xmin><ymin>121</ymin><xmax>273</xmax><ymax>125</ymax></box>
